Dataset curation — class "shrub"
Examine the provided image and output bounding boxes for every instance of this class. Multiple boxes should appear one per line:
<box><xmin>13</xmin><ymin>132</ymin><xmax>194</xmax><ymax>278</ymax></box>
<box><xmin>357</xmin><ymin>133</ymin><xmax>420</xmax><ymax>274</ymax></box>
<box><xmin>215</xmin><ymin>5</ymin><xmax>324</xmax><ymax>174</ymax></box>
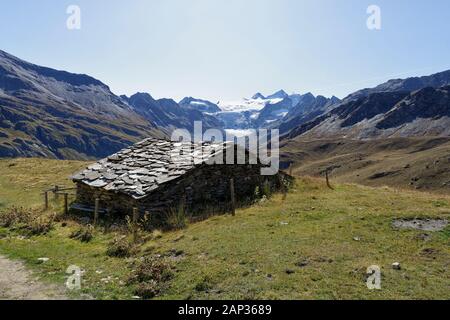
<box><xmin>151</xmin><ymin>229</ymin><xmax>163</xmax><ymax>240</ymax></box>
<box><xmin>262</xmin><ymin>181</ymin><xmax>272</xmax><ymax>198</ymax></box>
<box><xmin>106</xmin><ymin>236</ymin><xmax>136</xmax><ymax>258</ymax></box>
<box><xmin>165</xmin><ymin>204</ymin><xmax>187</xmax><ymax>230</ymax></box>
<box><xmin>0</xmin><ymin>207</ymin><xmax>54</xmax><ymax>236</ymax></box>
<box><xmin>194</xmin><ymin>276</ymin><xmax>212</xmax><ymax>292</ymax></box>
<box><xmin>70</xmin><ymin>225</ymin><xmax>94</xmax><ymax>243</ymax></box>
<box><xmin>0</xmin><ymin>207</ymin><xmax>34</xmax><ymax>228</ymax></box>
<box><xmin>129</xmin><ymin>256</ymin><xmax>173</xmax><ymax>283</ymax></box>
<box><xmin>254</xmin><ymin>186</ymin><xmax>261</xmax><ymax>198</ymax></box>
<box><xmin>134</xmin><ymin>281</ymin><xmax>161</xmax><ymax>299</ymax></box>
<box><xmin>128</xmin><ymin>256</ymin><xmax>174</xmax><ymax>299</ymax></box>
<box><xmin>25</xmin><ymin>215</ymin><xmax>55</xmax><ymax>236</ymax></box>
<box><xmin>125</xmin><ymin>213</ymin><xmax>152</xmax><ymax>243</ymax></box>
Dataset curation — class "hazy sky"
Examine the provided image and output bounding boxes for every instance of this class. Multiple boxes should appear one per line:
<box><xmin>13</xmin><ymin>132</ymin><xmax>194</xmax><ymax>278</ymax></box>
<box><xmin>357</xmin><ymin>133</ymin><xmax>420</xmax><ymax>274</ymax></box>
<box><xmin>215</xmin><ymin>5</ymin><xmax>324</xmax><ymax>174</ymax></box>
<box><xmin>1</xmin><ymin>0</ymin><xmax>449</xmax><ymax>102</ymax></box>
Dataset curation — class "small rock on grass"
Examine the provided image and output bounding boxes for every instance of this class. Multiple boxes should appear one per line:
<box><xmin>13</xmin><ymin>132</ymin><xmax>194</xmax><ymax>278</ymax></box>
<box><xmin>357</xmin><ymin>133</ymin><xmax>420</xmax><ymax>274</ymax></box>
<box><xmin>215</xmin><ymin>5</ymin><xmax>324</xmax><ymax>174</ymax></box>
<box><xmin>37</xmin><ymin>257</ymin><xmax>49</xmax><ymax>263</ymax></box>
<box><xmin>285</xmin><ymin>269</ymin><xmax>295</xmax><ymax>275</ymax></box>
<box><xmin>392</xmin><ymin>262</ymin><xmax>401</xmax><ymax>270</ymax></box>
<box><xmin>295</xmin><ymin>259</ymin><xmax>310</xmax><ymax>268</ymax></box>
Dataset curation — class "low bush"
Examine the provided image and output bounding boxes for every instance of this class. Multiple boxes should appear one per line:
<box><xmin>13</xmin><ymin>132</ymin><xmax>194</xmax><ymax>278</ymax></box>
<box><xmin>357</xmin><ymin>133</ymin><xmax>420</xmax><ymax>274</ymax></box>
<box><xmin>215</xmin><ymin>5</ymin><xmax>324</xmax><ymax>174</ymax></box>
<box><xmin>134</xmin><ymin>281</ymin><xmax>161</xmax><ymax>299</ymax></box>
<box><xmin>194</xmin><ymin>276</ymin><xmax>213</xmax><ymax>292</ymax></box>
<box><xmin>0</xmin><ymin>207</ymin><xmax>54</xmax><ymax>236</ymax></box>
<box><xmin>262</xmin><ymin>181</ymin><xmax>272</xmax><ymax>198</ymax></box>
<box><xmin>165</xmin><ymin>204</ymin><xmax>187</xmax><ymax>230</ymax></box>
<box><xmin>70</xmin><ymin>225</ymin><xmax>94</xmax><ymax>243</ymax></box>
<box><xmin>0</xmin><ymin>207</ymin><xmax>34</xmax><ymax>228</ymax></box>
<box><xmin>128</xmin><ymin>256</ymin><xmax>174</xmax><ymax>299</ymax></box>
<box><xmin>25</xmin><ymin>215</ymin><xmax>55</xmax><ymax>236</ymax></box>
<box><xmin>151</xmin><ymin>229</ymin><xmax>163</xmax><ymax>240</ymax></box>
<box><xmin>106</xmin><ymin>236</ymin><xmax>136</xmax><ymax>258</ymax></box>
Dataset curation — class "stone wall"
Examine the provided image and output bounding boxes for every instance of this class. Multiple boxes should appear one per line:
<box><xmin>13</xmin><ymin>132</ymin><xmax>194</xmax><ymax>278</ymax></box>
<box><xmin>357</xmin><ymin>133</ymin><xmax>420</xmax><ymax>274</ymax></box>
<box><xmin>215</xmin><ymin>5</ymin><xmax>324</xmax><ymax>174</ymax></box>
<box><xmin>75</xmin><ymin>163</ymin><xmax>290</xmax><ymax>227</ymax></box>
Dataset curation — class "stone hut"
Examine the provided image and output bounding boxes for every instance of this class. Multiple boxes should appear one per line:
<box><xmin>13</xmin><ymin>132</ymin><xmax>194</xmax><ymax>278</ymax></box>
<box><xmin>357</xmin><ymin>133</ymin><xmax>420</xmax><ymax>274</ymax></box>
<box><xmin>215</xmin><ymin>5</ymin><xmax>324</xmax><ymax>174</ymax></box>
<box><xmin>72</xmin><ymin>138</ymin><xmax>288</xmax><ymax>226</ymax></box>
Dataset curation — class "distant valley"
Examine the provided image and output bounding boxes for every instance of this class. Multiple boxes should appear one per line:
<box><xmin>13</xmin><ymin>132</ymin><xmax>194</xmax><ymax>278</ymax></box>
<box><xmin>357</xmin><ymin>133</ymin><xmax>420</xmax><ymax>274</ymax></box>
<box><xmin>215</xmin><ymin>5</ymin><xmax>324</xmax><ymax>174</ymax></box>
<box><xmin>281</xmin><ymin>136</ymin><xmax>450</xmax><ymax>193</ymax></box>
<box><xmin>179</xmin><ymin>90</ymin><xmax>341</xmax><ymax>134</ymax></box>
<box><xmin>0</xmin><ymin>50</ymin><xmax>220</xmax><ymax>159</ymax></box>
<box><xmin>1</xmin><ymin>48</ymin><xmax>450</xmax><ymax>193</ymax></box>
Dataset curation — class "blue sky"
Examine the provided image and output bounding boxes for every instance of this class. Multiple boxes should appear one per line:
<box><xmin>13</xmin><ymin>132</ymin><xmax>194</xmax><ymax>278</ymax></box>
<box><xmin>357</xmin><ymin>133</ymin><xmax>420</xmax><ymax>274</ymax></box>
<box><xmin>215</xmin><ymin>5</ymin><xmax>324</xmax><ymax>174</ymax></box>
<box><xmin>1</xmin><ymin>0</ymin><xmax>449</xmax><ymax>101</ymax></box>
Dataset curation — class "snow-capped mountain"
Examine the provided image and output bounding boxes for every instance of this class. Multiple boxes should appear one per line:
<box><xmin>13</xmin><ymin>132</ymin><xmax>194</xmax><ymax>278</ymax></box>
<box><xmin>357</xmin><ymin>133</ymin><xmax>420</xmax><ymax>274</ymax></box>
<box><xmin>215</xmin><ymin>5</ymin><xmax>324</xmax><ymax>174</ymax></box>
<box><xmin>179</xmin><ymin>97</ymin><xmax>221</xmax><ymax>113</ymax></box>
<box><xmin>265</xmin><ymin>89</ymin><xmax>289</xmax><ymax>100</ymax></box>
<box><xmin>217</xmin><ymin>97</ymin><xmax>284</xmax><ymax>113</ymax></box>
<box><xmin>176</xmin><ymin>90</ymin><xmax>341</xmax><ymax>135</ymax></box>
<box><xmin>251</xmin><ymin>92</ymin><xmax>266</xmax><ymax>100</ymax></box>
<box><xmin>217</xmin><ymin>90</ymin><xmax>304</xmax><ymax>114</ymax></box>
<box><xmin>214</xmin><ymin>91</ymin><xmax>294</xmax><ymax>129</ymax></box>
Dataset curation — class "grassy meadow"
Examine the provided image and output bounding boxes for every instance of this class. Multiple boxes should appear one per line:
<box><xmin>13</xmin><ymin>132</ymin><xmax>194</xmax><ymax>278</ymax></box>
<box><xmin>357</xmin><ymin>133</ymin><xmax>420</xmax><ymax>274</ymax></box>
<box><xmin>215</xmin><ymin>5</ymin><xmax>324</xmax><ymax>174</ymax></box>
<box><xmin>0</xmin><ymin>158</ymin><xmax>449</xmax><ymax>300</ymax></box>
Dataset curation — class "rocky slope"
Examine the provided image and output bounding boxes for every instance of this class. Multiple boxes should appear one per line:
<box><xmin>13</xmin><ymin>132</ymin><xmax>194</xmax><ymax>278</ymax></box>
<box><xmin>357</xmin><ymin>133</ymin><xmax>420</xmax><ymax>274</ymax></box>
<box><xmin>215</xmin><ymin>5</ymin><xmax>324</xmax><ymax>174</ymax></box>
<box><xmin>277</xmin><ymin>94</ymin><xmax>341</xmax><ymax>134</ymax></box>
<box><xmin>286</xmin><ymin>70</ymin><xmax>450</xmax><ymax>140</ymax></box>
<box><xmin>189</xmin><ymin>91</ymin><xmax>339</xmax><ymax>131</ymax></box>
<box><xmin>122</xmin><ymin>93</ymin><xmax>223</xmax><ymax>134</ymax></box>
<box><xmin>0</xmin><ymin>50</ymin><xmax>228</xmax><ymax>160</ymax></box>
<box><xmin>346</xmin><ymin>70</ymin><xmax>450</xmax><ymax>100</ymax></box>
<box><xmin>0</xmin><ymin>50</ymin><xmax>168</xmax><ymax>159</ymax></box>
<box><xmin>179</xmin><ymin>97</ymin><xmax>221</xmax><ymax>113</ymax></box>
<box><xmin>281</xmin><ymin>136</ymin><xmax>450</xmax><ymax>193</ymax></box>
<box><xmin>253</xmin><ymin>96</ymin><xmax>293</xmax><ymax>127</ymax></box>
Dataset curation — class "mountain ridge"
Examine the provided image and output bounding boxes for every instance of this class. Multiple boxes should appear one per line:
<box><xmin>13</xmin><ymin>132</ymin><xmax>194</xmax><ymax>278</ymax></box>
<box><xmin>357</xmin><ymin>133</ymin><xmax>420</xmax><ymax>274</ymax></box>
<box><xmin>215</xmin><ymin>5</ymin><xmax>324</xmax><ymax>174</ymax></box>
<box><xmin>0</xmin><ymin>50</ymin><xmax>165</xmax><ymax>159</ymax></box>
<box><xmin>123</xmin><ymin>93</ymin><xmax>224</xmax><ymax>133</ymax></box>
<box><xmin>287</xmin><ymin>85</ymin><xmax>450</xmax><ymax>140</ymax></box>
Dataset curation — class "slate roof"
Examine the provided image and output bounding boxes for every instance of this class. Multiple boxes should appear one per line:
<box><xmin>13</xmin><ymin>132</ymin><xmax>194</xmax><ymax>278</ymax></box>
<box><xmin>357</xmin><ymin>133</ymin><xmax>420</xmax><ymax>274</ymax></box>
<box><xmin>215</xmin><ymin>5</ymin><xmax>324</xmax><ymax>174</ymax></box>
<box><xmin>72</xmin><ymin>138</ymin><xmax>234</xmax><ymax>199</ymax></box>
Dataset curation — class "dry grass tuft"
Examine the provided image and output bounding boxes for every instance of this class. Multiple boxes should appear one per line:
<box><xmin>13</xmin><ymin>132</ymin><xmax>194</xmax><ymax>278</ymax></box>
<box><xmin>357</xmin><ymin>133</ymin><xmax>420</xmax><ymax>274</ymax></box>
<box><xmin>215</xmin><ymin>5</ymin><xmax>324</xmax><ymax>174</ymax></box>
<box><xmin>128</xmin><ymin>256</ymin><xmax>174</xmax><ymax>299</ymax></box>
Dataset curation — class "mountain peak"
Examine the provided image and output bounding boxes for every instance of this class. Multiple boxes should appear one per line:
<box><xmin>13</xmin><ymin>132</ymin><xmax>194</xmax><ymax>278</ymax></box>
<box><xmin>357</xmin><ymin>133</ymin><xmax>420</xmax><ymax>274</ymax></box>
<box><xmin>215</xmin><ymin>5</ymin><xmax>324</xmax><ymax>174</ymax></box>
<box><xmin>266</xmin><ymin>90</ymin><xmax>288</xmax><ymax>100</ymax></box>
<box><xmin>252</xmin><ymin>92</ymin><xmax>266</xmax><ymax>100</ymax></box>
<box><xmin>179</xmin><ymin>97</ymin><xmax>221</xmax><ymax>113</ymax></box>
<box><xmin>0</xmin><ymin>49</ymin><xmax>107</xmax><ymax>89</ymax></box>
<box><xmin>346</xmin><ymin>69</ymin><xmax>450</xmax><ymax>101</ymax></box>
<box><xmin>128</xmin><ymin>92</ymin><xmax>156</xmax><ymax>105</ymax></box>
<box><xmin>329</xmin><ymin>96</ymin><xmax>341</xmax><ymax>105</ymax></box>
<box><xmin>0</xmin><ymin>50</ymin><xmax>166</xmax><ymax>159</ymax></box>
<box><xmin>302</xmin><ymin>92</ymin><xmax>315</xmax><ymax>98</ymax></box>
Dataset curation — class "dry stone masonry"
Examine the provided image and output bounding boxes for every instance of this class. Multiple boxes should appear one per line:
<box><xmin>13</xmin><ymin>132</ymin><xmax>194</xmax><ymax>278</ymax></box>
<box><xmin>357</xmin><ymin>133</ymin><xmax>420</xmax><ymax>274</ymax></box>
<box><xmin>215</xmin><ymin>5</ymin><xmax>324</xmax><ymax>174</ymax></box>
<box><xmin>72</xmin><ymin>138</ymin><xmax>289</xmax><ymax>226</ymax></box>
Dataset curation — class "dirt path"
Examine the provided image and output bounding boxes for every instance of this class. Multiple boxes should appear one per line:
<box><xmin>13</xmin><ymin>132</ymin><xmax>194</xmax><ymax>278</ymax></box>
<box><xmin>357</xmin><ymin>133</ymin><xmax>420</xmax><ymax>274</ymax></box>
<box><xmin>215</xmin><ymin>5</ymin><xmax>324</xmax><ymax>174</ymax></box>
<box><xmin>0</xmin><ymin>255</ymin><xmax>68</xmax><ymax>300</ymax></box>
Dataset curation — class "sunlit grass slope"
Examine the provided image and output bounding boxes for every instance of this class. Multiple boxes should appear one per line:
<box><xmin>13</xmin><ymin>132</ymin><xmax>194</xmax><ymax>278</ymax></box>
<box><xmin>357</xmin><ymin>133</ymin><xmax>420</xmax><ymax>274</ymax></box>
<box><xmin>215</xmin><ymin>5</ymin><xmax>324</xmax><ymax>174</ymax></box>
<box><xmin>0</xmin><ymin>158</ymin><xmax>449</xmax><ymax>300</ymax></box>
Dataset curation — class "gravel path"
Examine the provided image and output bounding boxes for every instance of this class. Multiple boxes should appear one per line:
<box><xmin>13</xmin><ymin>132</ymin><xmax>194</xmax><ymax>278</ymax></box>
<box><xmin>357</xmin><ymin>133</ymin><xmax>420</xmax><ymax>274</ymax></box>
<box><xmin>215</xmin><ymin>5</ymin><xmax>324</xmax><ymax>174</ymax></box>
<box><xmin>0</xmin><ymin>255</ymin><xmax>68</xmax><ymax>300</ymax></box>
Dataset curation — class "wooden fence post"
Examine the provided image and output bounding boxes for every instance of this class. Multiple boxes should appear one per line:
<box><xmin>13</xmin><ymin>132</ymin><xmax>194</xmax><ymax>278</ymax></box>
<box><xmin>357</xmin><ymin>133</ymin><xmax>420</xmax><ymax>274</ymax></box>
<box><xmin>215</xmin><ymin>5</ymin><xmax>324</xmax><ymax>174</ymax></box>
<box><xmin>64</xmin><ymin>193</ymin><xmax>68</xmax><ymax>215</ymax></box>
<box><xmin>325</xmin><ymin>169</ymin><xmax>334</xmax><ymax>190</ymax></box>
<box><xmin>133</xmin><ymin>208</ymin><xmax>139</xmax><ymax>243</ymax></box>
<box><xmin>289</xmin><ymin>164</ymin><xmax>293</xmax><ymax>176</ymax></box>
<box><xmin>94</xmin><ymin>198</ymin><xmax>99</xmax><ymax>226</ymax></box>
<box><xmin>54</xmin><ymin>185</ymin><xmax>59</xmax><ymax>201</ymax></box>
<box><xmin>279</xmin><ymin>174</ymin><xmax>287</xmax><ymax>201</ymax></box>
<box><xmin>44</xmin><ymin>192</ymin><xmax>49</xmax><ymax>210</ymax></box>
<box><xmin>230</xmin><ymin>178</ymin><xmax>236</xmax><ymax>216</ymax></box>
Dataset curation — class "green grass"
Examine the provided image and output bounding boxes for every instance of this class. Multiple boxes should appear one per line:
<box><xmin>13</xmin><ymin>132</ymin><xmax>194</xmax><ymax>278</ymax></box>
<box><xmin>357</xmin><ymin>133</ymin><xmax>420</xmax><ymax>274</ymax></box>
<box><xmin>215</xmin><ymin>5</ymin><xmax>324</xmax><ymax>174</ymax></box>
<box><xmin>0</xmin><ymin>225</ymin><xmax>133</xmax><ymax>299</ymax></box>
<box><xmin>0</xmin><ymin>158</ymin><xmax>88</xmax><ymax>208</ymax></box>
<box><xmin>0</xmin><ymin>158</ymin><xmax>449</xmax><ymax>300</ymax></box>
